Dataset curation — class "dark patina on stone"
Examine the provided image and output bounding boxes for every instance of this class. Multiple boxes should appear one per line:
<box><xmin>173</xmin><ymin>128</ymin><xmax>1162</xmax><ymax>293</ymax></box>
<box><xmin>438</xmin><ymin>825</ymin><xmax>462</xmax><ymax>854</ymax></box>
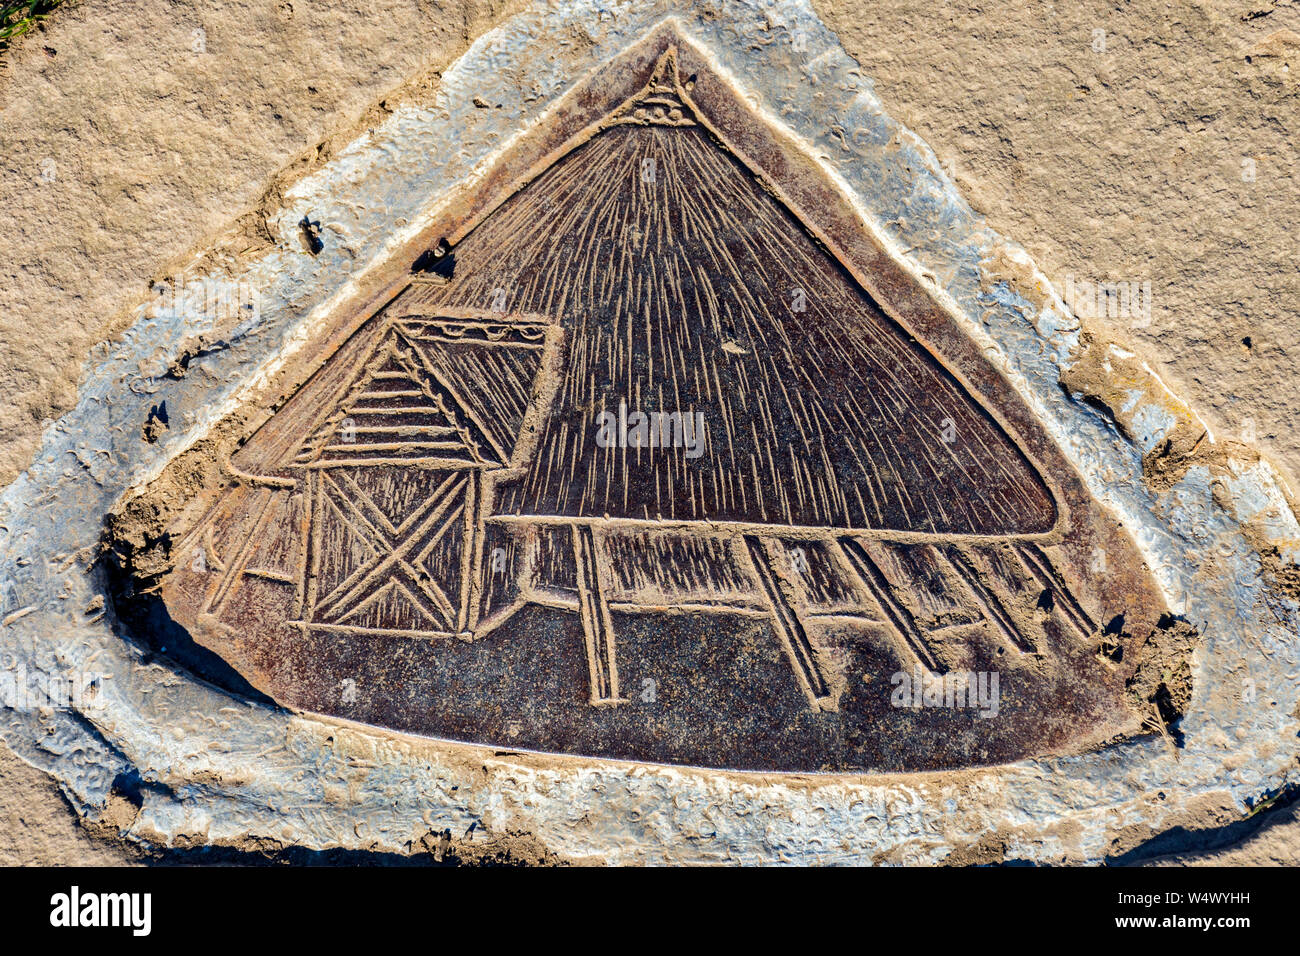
<box><xmin>123</xmin><ymin>33</ymin><xmax>1171</xmax><ymax>773</ymax></box>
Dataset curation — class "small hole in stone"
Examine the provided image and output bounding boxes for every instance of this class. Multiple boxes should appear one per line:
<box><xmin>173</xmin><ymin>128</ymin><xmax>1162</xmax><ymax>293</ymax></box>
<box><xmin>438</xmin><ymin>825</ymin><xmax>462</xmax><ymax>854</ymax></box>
<box><xmin>299</xmin><ymin>216</ymin><xmax>324</xmax><ymax>255</ymax></box>
<box><xmin>413</xmin><ymin>238</ymin><xmax>455</xmax><ymax>279</ymax></box>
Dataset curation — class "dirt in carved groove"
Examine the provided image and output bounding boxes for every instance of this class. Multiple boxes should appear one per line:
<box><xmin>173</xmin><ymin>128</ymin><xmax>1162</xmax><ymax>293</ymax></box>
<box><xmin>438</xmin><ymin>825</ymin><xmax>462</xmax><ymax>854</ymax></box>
<box><xmin>107</xmin><ymin>33</ymin><xmax>1183</xmax><ymax>774</ymax></box>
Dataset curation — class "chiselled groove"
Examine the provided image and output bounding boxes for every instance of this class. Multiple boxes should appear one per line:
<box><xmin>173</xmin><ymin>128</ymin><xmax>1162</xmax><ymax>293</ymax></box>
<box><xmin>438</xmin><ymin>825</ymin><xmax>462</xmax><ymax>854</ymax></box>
<box><xmin>743</xmin><ymin>534</ymin><xmax>834</xmax><ymax>708</ymax></box>
<box><xmin>572</xmin><ymin>524</ymin><xmax>623</xmax><ymax>705</ymax></box>
<box><xmin>837</xmin><ymin>536</ymin><xmax>943</xmax><ymax>674</ymax></box>
<box><xmin>304</xmin><ymin>470</ymin><xmax>324</xmax><ymax>620</ymax></box>
<box><xmin>207</xmin><ymin>487</ymin><xmax>277</xmax><ymax>615</ymax></box>
<box><xmin>940</xmin><ymin>545</ymin><xmax>1038</xmax><ymax>654</ymax></box>
<box><xmin>457</xmin><ymin>471</ymin><xmax>482</xmax><ymax>635</ymax></box>
<box><xmin>1014</xmin><ymin>543</ymin><xmax>1097</xmax><ymax>639</ymax></box>
<box><xmin>293</xmin><ymin>622</ymin><xmax>462</xmax><ymax>641</ymax></box>
<box><xmin>243</xmin><ymin>569</ymin><xmax>296</xmax><ymax>584</ymax></box>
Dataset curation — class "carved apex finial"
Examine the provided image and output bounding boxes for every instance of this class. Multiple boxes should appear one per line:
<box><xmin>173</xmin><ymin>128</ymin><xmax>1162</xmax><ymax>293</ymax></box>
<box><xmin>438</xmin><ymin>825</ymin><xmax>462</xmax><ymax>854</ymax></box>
<box><xmin>607</xmin><ymin>46</ymin><xmax>696</xmax><ymax>128</ymax></box>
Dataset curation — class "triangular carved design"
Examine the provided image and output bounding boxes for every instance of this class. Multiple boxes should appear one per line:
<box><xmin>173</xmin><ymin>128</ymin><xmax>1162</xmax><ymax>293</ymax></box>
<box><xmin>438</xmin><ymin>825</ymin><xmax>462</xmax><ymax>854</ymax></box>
<box><xmin>605</xmin><ymin>47</ymin><xmax>697</xmax><ymax>128</ymax></box>
<box><xmin>140</xmin><ymin>28</ymin><xmax>1171</xmax><ymax>774</ymax></box>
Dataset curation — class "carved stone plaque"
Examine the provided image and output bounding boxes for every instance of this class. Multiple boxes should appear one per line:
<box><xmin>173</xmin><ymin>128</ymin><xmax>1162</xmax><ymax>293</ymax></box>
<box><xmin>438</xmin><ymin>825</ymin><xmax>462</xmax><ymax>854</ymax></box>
<box><xmin>131</xmin><ymin>31</ymin><xmax>1171</xmax><ymax>774</ymax></box>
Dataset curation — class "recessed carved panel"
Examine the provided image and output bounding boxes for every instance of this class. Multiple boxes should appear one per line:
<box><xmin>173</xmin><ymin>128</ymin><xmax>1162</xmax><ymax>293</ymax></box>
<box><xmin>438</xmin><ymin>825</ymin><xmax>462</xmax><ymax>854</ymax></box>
<box><xmin>130</xmin><ymin>34</ymin><xmax>1171</xmax><ymax>773</ymax></box>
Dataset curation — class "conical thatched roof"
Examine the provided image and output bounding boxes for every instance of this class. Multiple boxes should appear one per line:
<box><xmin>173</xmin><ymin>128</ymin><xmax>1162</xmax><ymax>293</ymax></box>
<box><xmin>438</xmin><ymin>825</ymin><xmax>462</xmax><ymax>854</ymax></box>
<box><xmin>394</xmin><ymin>80</ymin><xmax>1056</xmax><ymax>535</ymax></box>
